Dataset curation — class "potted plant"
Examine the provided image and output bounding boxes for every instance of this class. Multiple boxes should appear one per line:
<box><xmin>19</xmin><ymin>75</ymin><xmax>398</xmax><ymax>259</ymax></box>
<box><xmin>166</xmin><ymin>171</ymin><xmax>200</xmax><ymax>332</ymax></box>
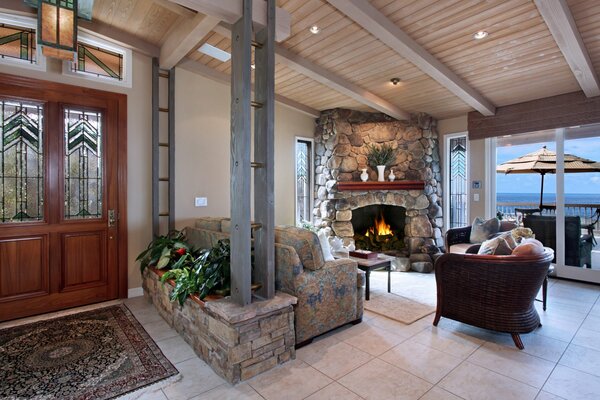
<box><xmin>366</xmin><ymin>143</ymin><xmax>396</xmax><ymax>182</ymax></box>
<box><xmin>136</xmin><ymin>230</ymin><xmax>191</xmax><ymax>272</ymax></box>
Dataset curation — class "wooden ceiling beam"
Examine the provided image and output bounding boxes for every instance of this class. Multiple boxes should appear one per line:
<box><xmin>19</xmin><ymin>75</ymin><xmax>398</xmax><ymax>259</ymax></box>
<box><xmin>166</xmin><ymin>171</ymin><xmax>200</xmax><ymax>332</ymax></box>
<box><xmin>179</xmin><ymin>58</ymin><xmax>320</xmax><ymax>118</ymax></box>
<box><xmin>326</xmin><ymin>0</ymin><xmax>496</xmax><ymax>116</ymax></box>
<box><xmin>534</xmin><ymin>0</ymin><xmax>600</xmax><ymax>97</ymax></box>
<box><xmin>171</xmin><ymin>0</ymin><xmax>291</xmax><ymax>41</ymax></box>
<box><xmin>213</xmin><ymin>23</ymin><xmax>410</xmax><ymax>120</ymax></box>
<box><xmin>0</xmin><ymin>0</ymin><xmax>160</xmax><ymax>58</ymax></box>
<box><xmin>159</xmin><ymin>13</ymin><xmax>220</xmax><ymax>69</ymax></box>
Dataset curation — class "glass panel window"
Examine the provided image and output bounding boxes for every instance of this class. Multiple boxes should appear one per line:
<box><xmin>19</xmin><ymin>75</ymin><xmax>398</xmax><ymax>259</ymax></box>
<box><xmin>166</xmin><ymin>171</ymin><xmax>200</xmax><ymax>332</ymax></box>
<box><xmin>0</xmin><ymin>100</ymin><xmax>44</xmax><ymax>223</ymax></box>
<box><xmin>295</xmin><ymin>138</ymin><xmax>313</xmax><ymax>225</ymax></box>
<box><xmin>73</xmin><ymin>42</ymin><xmax>123</xmax><ymax>81</ymax></box>
<box><xmin>0</xmin><ymin>23</ymin><xmax>36</xmax><ymax>64</ymax></box>
<box><xmin>448</xmin><ymin>136</ymin><xmax>468</xmax><ymax>228</ymax></box>
<box><xmin>64</xmin><ymin>108</ymin><xmax>102</xmax><ymax>219</ymax></box>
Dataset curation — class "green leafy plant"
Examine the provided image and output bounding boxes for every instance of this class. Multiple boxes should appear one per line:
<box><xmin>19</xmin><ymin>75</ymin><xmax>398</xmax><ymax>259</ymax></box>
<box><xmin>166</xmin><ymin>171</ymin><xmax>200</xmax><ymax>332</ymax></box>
<box><xmin>160</xmin><ymin>240</ymin><xmax>232</xmax><ymax>305</ymax></box>
<box><xmin>298</xmin><ymin>220</ymin><xmax>318</xmax><ymax>232</ymax></box>
<box><xmin>136</xmin><ymin>230</ymin><xmax>191</xmax><ymax>272</ymax></box>
<box><xmin>366</xmin><ymin>143</ymin><xmax>396</xmax><ymax>167</ymax></box>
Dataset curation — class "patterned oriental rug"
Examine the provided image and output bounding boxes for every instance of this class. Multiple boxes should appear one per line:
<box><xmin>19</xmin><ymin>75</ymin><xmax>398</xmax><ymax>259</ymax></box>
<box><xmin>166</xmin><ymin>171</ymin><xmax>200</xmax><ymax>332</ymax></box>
<box><xmin>0</xmin><ymin>304</ymin><xmax>178</xmax><ymax>399</ymax></box>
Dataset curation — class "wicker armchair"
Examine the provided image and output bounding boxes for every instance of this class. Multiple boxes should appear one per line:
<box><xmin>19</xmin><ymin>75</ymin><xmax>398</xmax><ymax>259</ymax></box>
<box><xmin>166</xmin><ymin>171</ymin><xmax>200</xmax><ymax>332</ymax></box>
<box><xmin>445</xmin><ymin>220</ymin><xmax>517</xmax><ymax>253</ymax></box>
<box><xmin>523</xmin><ymin>215</ymin><xmax>593</xmax><ymax>268</ymax></box>
<box><xmin>433</xmin><ymin>248</ymin><xmax>554</xmax><ymax>349</ymax></box>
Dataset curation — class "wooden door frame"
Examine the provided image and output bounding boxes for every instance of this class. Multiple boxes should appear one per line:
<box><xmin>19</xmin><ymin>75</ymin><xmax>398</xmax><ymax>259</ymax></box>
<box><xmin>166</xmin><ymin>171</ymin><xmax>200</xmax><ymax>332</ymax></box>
<box><xmin>0</xmin><ymin>72</ymin><xmax>128</xmax><ymax>298</ymax></box>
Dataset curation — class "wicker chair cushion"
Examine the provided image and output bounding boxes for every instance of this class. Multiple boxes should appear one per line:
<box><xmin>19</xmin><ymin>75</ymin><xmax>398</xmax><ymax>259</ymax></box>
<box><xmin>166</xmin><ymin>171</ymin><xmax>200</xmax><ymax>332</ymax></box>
<box><xmin>470</xmin><ymin>217</ymin><xmax>500</xmax><ymax>243</ymax></box>
<box><xmin>490</xmin><ymin>231</ymin><xmax>517</xmax><ymax>249</ymax></box>
<box><xmin>510</xmin><ymin>227</ymin><xmax>535</xmax><ymax>243</ymax></box>
<box><xmin>478</xmin><ymin>236</ymin><xmax>513</xmax><ymax>255</ymax></box>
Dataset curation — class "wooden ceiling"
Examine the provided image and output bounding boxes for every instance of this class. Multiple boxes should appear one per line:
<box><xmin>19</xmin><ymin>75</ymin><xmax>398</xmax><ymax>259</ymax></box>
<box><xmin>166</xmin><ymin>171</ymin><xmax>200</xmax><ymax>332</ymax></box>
<box><xmin>79</xmin><ymin>1</ymin><xmax>600</xmax><ymax>119</ymax></box>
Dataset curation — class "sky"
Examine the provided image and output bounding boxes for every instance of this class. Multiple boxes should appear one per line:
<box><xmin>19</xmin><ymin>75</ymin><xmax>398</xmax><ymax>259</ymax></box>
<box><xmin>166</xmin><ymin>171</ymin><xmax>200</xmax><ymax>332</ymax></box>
<box><xmin>496</xmin><ymin>136</ymin><xmax>600</xmax><ymax>195</ymax></box>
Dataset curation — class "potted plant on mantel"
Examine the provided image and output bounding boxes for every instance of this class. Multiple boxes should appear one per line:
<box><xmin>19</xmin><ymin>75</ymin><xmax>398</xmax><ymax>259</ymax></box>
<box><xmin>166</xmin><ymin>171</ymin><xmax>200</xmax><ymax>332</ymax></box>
<box><xmin>366</xmin><ymin>143</ymin><xmax>396</xmax><ymax>182</ymax></box>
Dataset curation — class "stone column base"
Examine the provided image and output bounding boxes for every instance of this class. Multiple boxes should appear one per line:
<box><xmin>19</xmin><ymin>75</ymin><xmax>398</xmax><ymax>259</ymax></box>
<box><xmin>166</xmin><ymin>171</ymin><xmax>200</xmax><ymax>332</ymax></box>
<box><xmin>143</xmin><ymin>269</ymin><xmax>297</xmax><ymax>384</ymax></box>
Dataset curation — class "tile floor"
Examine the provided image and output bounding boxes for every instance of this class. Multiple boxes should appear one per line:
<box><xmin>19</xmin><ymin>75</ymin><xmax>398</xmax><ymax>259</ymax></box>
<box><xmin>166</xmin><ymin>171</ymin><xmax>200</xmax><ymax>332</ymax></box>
<box><xmin>7</xmin><ymin>271</ymin><xmax>600</xmax><ymax>400</ymax></box>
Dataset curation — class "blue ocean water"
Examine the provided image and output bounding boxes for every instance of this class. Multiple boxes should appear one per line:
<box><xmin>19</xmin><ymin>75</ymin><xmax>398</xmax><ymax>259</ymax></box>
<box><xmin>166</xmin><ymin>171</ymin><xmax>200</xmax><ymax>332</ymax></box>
<box><xmin>497</xmin><ymin>193</ymin><xmax>600</xmax><ymax>204</ymax></box>
<box><xmin>497</xmin><ymin>193</ymin><xmax>600</xmax><ymax>218</ymax></box>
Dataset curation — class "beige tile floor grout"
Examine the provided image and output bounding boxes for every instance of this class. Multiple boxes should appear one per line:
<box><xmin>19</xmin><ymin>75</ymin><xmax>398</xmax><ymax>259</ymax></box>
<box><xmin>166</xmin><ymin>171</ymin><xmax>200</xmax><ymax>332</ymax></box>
<box><xmin>3</xmin><ymin>272</ymin><xmax>600</xmax><ymax>400</ymax></box>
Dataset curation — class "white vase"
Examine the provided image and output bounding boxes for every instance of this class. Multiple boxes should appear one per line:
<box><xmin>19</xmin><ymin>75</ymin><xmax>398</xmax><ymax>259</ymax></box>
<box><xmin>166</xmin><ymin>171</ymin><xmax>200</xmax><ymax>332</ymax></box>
<box><xmin>360</xmin><ymin>168</ymin><xmax>369</xmax><ymax>182</ymax></box>
<box><xmin>389</xmin><ymin>168</ymin><xmax>396</xmax><ymax>182</ymax></box>
<box><xmin>376</xmin><ymin>165</ymin><xmax>386</xmax><ymax>182</ymax></box>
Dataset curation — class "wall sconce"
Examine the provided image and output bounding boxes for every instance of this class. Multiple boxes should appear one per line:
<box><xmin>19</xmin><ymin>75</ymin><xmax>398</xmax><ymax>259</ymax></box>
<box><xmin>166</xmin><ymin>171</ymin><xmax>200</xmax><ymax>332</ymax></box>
<box><xmin>38</xmin><ymin>0</ymin><xmax>78</xmax><ymax>61</ymax></box>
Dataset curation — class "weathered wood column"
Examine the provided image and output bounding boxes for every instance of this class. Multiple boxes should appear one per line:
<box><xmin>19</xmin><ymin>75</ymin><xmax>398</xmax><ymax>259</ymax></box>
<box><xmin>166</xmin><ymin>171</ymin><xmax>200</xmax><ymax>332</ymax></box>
<box><xmin>230</xmin><ymin>0</ymin><xmax>253</xmax><ymax>306</ymax></box>
<box><xmin>253</xmin><ymin>0</ymin><xmax>276</xmax><ymax>299</ymax></box>
<box><xmin>230</xmin><ymin>0</ymin><xmax>276</xmax><ymax>305</ymax></box>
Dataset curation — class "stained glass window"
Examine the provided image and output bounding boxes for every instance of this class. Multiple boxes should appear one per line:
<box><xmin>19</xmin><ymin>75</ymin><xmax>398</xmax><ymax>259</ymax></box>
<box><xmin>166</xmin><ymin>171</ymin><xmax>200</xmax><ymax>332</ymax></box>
<box><xmin>73</xmin><ymin>43</ymin><xmax>123</xmax><ymax>81</ymax></box>
<box><xmin>0</xmin><ymin>23</ymin><xmax>36</xmax><ymax>64</ymax></box>
<box><xmin>449</xmin><ymin>136</ymin><xmax>468</xmax><ymax>229</ymax></box>
<box><xmin>64</xmin><ymin>108</ymin><xmax>102</xmax><ymax>219</ymax></box>
<box><xmin>295</xmin><ymin>139</ymin><xmax>313</xmax><ymax>225</ymax></box>
<box><xmin>0</xmin><ymin>100</ymin><xmax>44</xmax><ymax>223</ymax></box>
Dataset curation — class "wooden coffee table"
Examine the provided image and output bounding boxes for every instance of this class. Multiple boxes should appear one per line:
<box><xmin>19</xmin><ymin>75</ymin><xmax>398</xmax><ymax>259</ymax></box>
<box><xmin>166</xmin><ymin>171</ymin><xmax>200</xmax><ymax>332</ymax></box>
<box><xmin>349</xmin><ymin>254</ymin><xmax>394</xmax><ymax>300</ymax></box>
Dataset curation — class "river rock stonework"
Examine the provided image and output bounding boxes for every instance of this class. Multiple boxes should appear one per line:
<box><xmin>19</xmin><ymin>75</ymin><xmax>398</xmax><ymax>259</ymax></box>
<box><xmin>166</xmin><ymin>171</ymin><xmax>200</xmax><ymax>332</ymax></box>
<box><xmin>313</xmin><ymin>109</ymin><xmax>443</xmax><ymax>270</ymax></box>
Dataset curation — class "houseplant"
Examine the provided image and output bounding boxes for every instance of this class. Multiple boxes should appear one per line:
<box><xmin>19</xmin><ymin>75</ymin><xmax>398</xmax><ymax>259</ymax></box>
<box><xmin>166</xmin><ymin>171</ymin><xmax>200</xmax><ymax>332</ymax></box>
<box><xmin>366</xmin><ymin>143</ymin><xmax>396</xmax><ymax>181</ymax></box>
<box><xmin>137</xmin><ymin>231</ymin><xmax>234</xmax><ymax>305</ymax></box>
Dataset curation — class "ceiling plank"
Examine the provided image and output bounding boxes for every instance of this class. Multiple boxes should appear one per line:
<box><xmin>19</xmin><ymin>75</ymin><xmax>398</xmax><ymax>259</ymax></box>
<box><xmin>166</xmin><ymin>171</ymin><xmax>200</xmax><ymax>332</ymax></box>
<box><xmin>0</xmin><ymin>0</ymin><xmax>160</xmax><ymax>58</ymax></box>
<box><xmin>153</xmin><ymin>0</ymin><xmax>196</xmax><ymax>18</ymax></box>
<box><xmin>326</xmin><ymin>0</ymin><xmax>496</xmax><ymax>116</ymax></box>
<box><xmin>534</xmin><ymin>0</ymin><xmax>600</xmax><ymax>97</ymax></box>
<box><xmin>213</xmin><ymin>23</ymin><xmax>410</xmax><ymax>120</ymax></box>
<box><xmin>179</xmin><ymin>58</ymin><xmax>320</xmax><ymax>118</ymax></box>
<box><xmin>171</xmin><ymin>0</ymin><xmax>291</xmax><ymax>41</ymax></box>
<box><xmin>159</xmin><ymin>13</ymin><xmax>220</xmax><ymax>69</ymax></box>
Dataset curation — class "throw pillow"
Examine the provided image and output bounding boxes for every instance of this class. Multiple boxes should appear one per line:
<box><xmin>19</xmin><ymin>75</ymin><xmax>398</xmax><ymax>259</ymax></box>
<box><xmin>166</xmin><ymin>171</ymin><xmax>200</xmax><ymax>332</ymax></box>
<box><xmin>317</xmin><ymin>230</ymin><xmax>335</xmax><ymax>262</ymax></box>
<box><xmin>511</xmin><ymin>227</ymin><xmax>535</xmax><ymax>244</ymax></box>
<box><xmin>470</xmin><ymin>217</ymin><xmax>500</xmax><ymax>243</ymax></box>
<box><xmin>512</xmin><ymin>241</ymin><xmax>545</xmax><ymax>256</ymax></box>
<box><xmin>477</xmin><ymin>236</ymin><xmax>513</xmax><ymax>255</ymax></box>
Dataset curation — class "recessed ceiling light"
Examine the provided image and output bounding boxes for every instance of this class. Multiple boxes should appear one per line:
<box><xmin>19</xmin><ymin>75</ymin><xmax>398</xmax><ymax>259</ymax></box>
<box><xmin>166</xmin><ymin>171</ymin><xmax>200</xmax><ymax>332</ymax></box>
<box><xmin>251</xmin><ymin>64</ymin><xmax>256</xmax><ymax>70</ymax></box>
<box><xmin>197</xmin><ymin>43</ymin><xmax>231</xmax><ymax>62</ymax></box>
<box><xmin>309</xmin><ymin>25</ymin><xmax>320</xmax><ymax>34</ymax></box>
<box><xmin>473</xmin><ymin>31</ymin><xmax>488</xmax><ymax>40</ymax></box>
<box><xmin>390</xmin><ymin>77</ymin><xmax>401</xmax><ymax>85</ymax></box>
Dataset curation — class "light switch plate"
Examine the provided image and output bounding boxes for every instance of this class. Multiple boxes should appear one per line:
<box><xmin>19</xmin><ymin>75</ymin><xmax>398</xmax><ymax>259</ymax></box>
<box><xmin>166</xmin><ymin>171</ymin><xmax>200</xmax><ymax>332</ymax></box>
<box><xmin>473</xmin><ymin>193</ymin><xmax>480</xmax><ymax>202</ymax></box>
<box><xmin>195</xmin><ymin>197</ymin><xmax>207</xmax><ymax>207</ymax></box>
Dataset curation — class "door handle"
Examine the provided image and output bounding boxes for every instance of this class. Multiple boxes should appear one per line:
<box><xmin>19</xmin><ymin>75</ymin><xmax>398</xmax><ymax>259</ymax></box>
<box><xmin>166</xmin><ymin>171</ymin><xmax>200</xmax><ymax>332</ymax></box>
<box><xmin>108</xmin><ymin>209</ymin><xmax>117</xmax><ymax>227</ymax></box>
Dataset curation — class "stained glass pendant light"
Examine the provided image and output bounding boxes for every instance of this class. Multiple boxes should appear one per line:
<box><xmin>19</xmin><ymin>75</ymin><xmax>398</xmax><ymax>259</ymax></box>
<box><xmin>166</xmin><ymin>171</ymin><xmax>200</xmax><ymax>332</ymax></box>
<box><xmin>37</xmin><ymin>0</ymin><xmax>78</xmax><ymax>61</ymax></box>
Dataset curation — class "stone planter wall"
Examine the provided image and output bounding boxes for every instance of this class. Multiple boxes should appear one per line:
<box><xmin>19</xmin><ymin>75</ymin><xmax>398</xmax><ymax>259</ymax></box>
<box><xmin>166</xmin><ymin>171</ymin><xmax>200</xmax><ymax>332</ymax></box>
<box><xmin>313</xmin><ymin>109</ymin><xmax>444</xmax><ymax>270</ymax></box>
<box><xmin>143</xmin><ymin>269</ymin><xmax>296</xmax><ymax>384</ymax></box>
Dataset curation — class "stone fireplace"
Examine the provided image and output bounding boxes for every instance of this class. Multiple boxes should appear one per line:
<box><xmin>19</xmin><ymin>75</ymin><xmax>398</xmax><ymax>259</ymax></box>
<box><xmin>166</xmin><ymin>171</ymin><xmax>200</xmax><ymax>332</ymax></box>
<box><xmin>313</xmin><ymin>109</ymin><xmax>443</xmax><ymax>272</ymax></box>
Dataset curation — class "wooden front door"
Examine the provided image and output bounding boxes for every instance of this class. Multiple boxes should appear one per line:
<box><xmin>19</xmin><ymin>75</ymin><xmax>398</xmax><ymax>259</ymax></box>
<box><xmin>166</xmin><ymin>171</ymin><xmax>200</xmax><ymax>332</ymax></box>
<box><xmin>0</xmin><ymin>74</ymin><xmax>127</xmax><ymax>321</ymax></box>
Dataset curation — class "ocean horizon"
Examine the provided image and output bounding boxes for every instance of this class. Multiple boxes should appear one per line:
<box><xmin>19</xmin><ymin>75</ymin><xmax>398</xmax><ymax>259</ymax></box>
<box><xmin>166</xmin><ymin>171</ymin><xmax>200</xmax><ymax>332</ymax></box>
<box><xmin>497</xmin><ymin>193</ymin><xmax>600</xmax><ymax>204</ymax></box>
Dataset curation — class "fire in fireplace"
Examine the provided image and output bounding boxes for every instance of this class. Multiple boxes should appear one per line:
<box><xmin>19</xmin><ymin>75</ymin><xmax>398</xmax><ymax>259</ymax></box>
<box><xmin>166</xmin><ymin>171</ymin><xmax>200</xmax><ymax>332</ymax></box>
<box><xmin>351</xmin><ymin>205</ymin><xmax>406</xmax><ymax>252</ymax></box>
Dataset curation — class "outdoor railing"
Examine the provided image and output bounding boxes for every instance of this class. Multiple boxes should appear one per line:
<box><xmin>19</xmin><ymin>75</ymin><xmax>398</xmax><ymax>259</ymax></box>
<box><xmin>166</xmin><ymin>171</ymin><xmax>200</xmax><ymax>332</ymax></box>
<box><xmin>497</xmin><ymin>202</ymin><xmax>600</xmax><ymax>232</ymax></box>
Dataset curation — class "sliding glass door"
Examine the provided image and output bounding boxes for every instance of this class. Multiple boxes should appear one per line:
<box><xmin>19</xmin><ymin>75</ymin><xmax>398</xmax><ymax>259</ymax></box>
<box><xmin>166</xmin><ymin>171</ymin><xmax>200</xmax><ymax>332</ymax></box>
<box><xmin>493</xmin><ymin>124</ymin><xmax>600</xmax><ymax>283</ymax></box>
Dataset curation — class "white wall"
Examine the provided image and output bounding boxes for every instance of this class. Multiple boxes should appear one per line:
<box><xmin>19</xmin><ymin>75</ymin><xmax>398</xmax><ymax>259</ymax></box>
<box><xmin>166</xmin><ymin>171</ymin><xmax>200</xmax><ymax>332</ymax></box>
<box><xmin>174</xmin><ymin>68</ymin><xmax>316</xmax><ymax>228</ymax></box>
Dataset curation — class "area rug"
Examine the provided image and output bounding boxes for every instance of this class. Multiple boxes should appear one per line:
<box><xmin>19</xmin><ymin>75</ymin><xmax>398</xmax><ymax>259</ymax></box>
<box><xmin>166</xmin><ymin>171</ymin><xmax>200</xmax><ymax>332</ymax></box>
<box><xmin>0</xmin><ymin>304</ymin><xmax>178</xmax><ymax>400</ymax></box>
<box><xmin>364</xmin><ymin>292</ymin><xmax>436</xmax><ymax>324</ymax></box>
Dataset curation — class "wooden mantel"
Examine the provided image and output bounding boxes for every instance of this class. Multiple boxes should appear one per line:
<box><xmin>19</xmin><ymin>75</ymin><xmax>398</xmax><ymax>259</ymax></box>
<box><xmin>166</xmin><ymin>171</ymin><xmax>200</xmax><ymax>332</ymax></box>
<box><xmin>336</xmin><ymin>181</ymin><xmax>425</xmax><ymax>191</ymax></box>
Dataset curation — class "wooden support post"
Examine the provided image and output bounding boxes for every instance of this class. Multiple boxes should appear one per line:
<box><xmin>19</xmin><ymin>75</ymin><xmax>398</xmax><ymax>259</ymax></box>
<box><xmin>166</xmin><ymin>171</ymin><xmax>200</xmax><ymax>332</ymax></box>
<box><xmin>168</xmin><ymin>68</ymin><xmax>176</xmax><ymax>232</ymax></box>
<box><xmin>151</xmin><ymin>58</ymin><xmax>160</xmax><ymax>237</ymax></box>
<box><xmin>230</xmin><ymin>0</ymin><xmax>253</xmax><ymax>306</ymax></box>
<box><xmin>253</xmin><ymin>0</ymin><xmax>276</xmax><ymax>299</ymax></box>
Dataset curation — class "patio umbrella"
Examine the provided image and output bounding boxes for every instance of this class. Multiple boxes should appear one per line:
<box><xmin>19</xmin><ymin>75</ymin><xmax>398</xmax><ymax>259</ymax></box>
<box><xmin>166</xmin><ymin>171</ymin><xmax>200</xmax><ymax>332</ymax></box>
<box><xmin>496</xmin><ymin>146</ymin><xmax>600</xmax><ymax>209</ymax></box>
